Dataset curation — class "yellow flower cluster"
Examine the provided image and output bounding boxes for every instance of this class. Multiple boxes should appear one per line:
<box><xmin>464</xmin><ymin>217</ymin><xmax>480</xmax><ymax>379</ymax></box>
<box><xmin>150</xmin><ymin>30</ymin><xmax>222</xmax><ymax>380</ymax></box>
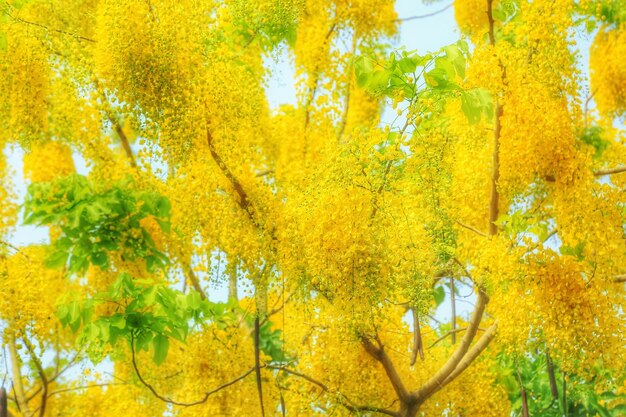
<box><xmin>23</xmin><ymin>140</ymin><xmax>75</xmax><ymax>183</ymax></box>
<box><xmin>0</xmin><ymin>246</ymin><xmax>74</xmax><ymax>342</ymax></box>
<box><xmin>590</xmin><ymin>26</ymin><xmax>626</xmax><ymax>118</ymax></box>
<box><xmin>454</xmin><ymin>0</ymin><xmax>499</xmax><ymax>36</ymax></box>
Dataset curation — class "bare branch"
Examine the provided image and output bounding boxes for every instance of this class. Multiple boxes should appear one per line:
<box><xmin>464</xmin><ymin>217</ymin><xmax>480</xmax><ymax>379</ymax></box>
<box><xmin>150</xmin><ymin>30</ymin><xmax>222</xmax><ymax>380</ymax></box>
<box><xmin>415</xmin><ymin>291</ymin><xmax>490</xmax><ymax>401</ymax></box>
<box><xmin>130</xmin><ymin>333</ymin><xmax>256</xmax><ymax>407</ymax></box>
<box><xmin>22</xmin><ymin>338</ymin><xmax>48</xmax><ymax>417</ymax></box>
<box><xmin>449</xmin><ymin>276</ymin><xmax>456</xmax><ymax>344</ymax></box>
<box><xmin>410</xmin><ymin>308</ymin><xmax>424</xmax><ymax>366</ymax></box>
<box><xmin>7</xmin><ymin>335</ymin><xmax>32</xmax><ymax>417</ymax></box>
<box><xmin>2</xmin><ymin>2</ymin><xmax>96</xmax><ymax>43</ymax></box>
<box><xmin>268</xmin><ymin>365</ymin><xmax>399</xmax><ymax>417</ymax></box>
<box><xmin>394</xmin><ymin>3</ymin><xmax>453</xmax><ymax>22</ymax></box>
<box><xmin>427</xmin><ymin>327</ymin><xmax>487</xmax><ymax>349</ymax></box>
<box><xmin>516</xmin><ymin>368</ymin><xmax>529</xmax><ymax>417</ymax></box>
<box><xmin>109</xmin><ymin>117</ymin><xmax>137</xmax><ymax>168</ymax></box>
<box><xmin>546</xmin><ymin>351</ymin><xmax>559</xmax><ymax>401</ymax></box>
<box><xmin>594</xmin><ymin>166</ymin><xmax>626</xmax><ymax>177</ymax></box>
<box><xmin>362</xmin><ymin>336</ymin><xmax>410</xmax><ymax>402</ymax></box>
<box><xmin>254</xmin><ymin>317</ymin><xmax>265</xmax><ymax>417</ymax></box>
<box><xmin>614</xmin><ymin>275</ymin><xmax>626</xmax><ymax>283</ymax></box>
<box><xmin>455</xmin><ymin>221</ymin><xmax>488</xmax><ymax>238</ymax></box>
<box><xmin>183</xmin><ymin>263</ymin><xmax>207</xmax><ymax>300</ymax></box>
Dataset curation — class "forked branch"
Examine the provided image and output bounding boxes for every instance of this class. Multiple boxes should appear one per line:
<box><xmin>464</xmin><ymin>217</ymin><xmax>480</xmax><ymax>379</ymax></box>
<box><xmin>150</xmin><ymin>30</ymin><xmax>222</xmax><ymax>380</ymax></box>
<box><xmin>130</xmin><ymin>333</ymin><xmax>257</xmax><ymax>407</ymax></box>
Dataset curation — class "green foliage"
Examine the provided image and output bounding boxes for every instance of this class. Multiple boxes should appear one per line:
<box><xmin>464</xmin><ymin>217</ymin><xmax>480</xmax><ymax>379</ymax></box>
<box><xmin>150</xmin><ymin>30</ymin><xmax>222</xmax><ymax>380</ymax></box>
<box><xmin>580</xmin><ymin>126</ymin><xmax>610</xmax><ymax>159</ymax></box>
<box><xmin>560</xmin><ymin>241</ymin><xmax>586</xmax><ymax>261</ymax></box>
<box><xmin>497</xmin><ymin>351</ymin><xmax>626</xmax><ymax>417</ymax></box>
<box><xmin>57</xmin><ymin>273</ymin><xmax>214</xmax><ymax>364</ymax></box>
<box><xmin>432</xmin><ymin>284</ymin><xmax>446</xmax><ymax>307</ymax></box>
<box><xmin>23</xmin><ymin>174</ymin><xmax>171</xmax><ymax>274</ymax></box>
<box><xmin>229</xmin><ymin>0</ymin><xmax>302</xmax><ymax>49</ymax></box>
<box><xmin>57</xmin><ymin>274</ymin><xmax>289</xmax><ymax>364</ymax></box>
<box><xmin>578</xmin><ymin>0</ymin><xmax>626</xmax><ymax>32</ymax></box>
<box><xmin>354</xmin><ymin>41</ymin><xmax>494</xmax><ymax>125</ymax></box>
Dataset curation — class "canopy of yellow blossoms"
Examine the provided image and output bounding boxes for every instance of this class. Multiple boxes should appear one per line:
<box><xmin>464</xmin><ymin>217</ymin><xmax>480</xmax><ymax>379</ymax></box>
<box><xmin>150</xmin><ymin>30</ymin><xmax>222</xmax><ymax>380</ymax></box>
<box><xmin>0</xmin><ymin>1</ymin><xmax>624</xmax><ymax>416</ymax></box>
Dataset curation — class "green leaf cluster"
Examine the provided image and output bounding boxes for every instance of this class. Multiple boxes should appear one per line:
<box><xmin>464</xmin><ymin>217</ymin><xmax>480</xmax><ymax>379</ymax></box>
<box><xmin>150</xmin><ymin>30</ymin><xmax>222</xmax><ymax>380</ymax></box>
<box><xmin>497</xmin><ymin>351</ymin><xmax>626</xmax><ymax>417</ymax></box>
<box><xmin>57</xmin><ymin>273</ymin><xmax>214</xmax><ymax>364</ymax></box>
<box><xmin>354</xmin><ymin>41</ymin><xmax>494</xmax><ymax>125</ymax></box>
<box><xmin>23</xmin><ymin>174</ymin><xmax>171</xmax><ymax>274</ymax></box>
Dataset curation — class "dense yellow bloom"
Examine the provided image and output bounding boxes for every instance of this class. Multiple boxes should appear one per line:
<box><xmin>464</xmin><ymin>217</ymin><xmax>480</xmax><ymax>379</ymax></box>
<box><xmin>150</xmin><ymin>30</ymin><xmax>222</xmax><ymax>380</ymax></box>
<box><xmin>0</xmin><ymin>0</ymin><xmax>624</xmax><ymax>416</ymax></box>
<box><xmin>590</xmin><ymin>26</ymin><xmax>626</xmax><ymax>118</ymax></box>
<box><xmin>454</xmin><ymin>0</ymin><xmax>499</xmax><ymax>36</ymax></box>
<box><xmin>23</xmin><ymin>141</ymin><xmax>75</xmax><ymax>183</ymax></box>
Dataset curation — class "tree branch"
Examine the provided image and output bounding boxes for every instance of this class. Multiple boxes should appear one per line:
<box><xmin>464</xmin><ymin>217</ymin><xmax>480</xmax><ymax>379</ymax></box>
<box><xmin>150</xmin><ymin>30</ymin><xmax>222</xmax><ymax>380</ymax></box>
<box><xmin>545</xmin><ymin>166</ymin><xmax>626</xmax><ymax>183</ymax></box>
<box><xmin>410</xmin><ymin>308</ymin><xmax>424</xmax><ymax>366</ymax></box>
<box><xmin>2</xmin><ymin>2</ymin><xmax>96</xmax><ymax>43</ymax></box>
<box><xmin>109</xmin><ymin>117</ymin><xmax>137</xmax><ymax>168</ymax></box>
<box><xmin>546</xmin><ymin>351</ymin><xmax>559</xmax><ymax>401</ymax></box>
<box><xmin>594</xmin><ymin>166</ymin><xmax>626</xmax><ymax>177</ymax></box>
<box><xmin>362</xmin><ymin>336</ymin><xmax>410</xmax><ymax>402</ymax></box>
<box><xmin>268</xmin><ymin>365</ymin><xmax>399</xmax><ymax>416</ymax></box>
<box><xmin>449</xmin><ymin>276</ymin><xmax>456</xmax><ymax>345</ymax></box>
<box><xmin>7</xmin><ymin>335</ymin><xmax>31</xmax><ymax>417</ymax></box>
<box><xmin>455</xmin><ymin>220</ymin><xmax>488</xmax><ymax>238</ymax></box>
<box><xmin>254</xmin><ymin>317</ymin><xmax>265</xmax><ymax>417</ymax></box>
<box><xmin>394</xmin><ymin>3</ymin><xmax>453</xmax><ymax>22</ymax></box>
<box><xmin>427</xmin><ymin>327</ymin><xmax>487</xmax><ymax>349</ymax></box>
<box><xmin>439</xmin><ymin>321</ymin><xmax>498</xmax><ymax>387</ymax></box>
<box><xmin>516</xmin><ymin>367</ymin><xmax>529</xmax><ymax>417</ymax></box>
<box><xmin>183</xmin><ymin>263</ymin><xmax>208</xmax><ymax>299</ymax></box>
<box><xmin>415</xmin><ymin>290</ymin><xmax>490</xmax><ymax>401</ymax></box>
<box><xmin>130</xmin><ymin>333</ymin><xmax>257</xmax><ymax>407</ymax></box>
<box><xmin>22</xmin><ymin>338</ymin><xmax>48</xmax><ymax>417</ymax></box>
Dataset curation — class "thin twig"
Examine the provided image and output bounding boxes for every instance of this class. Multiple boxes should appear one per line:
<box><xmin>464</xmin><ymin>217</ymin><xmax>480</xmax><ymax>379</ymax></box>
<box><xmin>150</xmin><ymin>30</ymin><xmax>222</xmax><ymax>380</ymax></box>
<box><xmin>394</xmin><ymin>3</ymin><xmax>453</xmax><ymax>22</ymax></box>
<box><xmin>130</xmin><ymin>333</ymin><xmax>257</xmax><ymax>407</ymax></box>
<box><xmin>267</xmin><ymin>365</ymin><xmax>399</xmax><ymax>417</ymax></box>
<box><xmin>410</xmin><ymin>308</ymin><xmax>424</xmax><ymax>365</ymax></box>
<box><xmin>2</xmin><ymin>2</ymin><xmax>96</xmax><ymax>43</ymax></box>
<box><xmin>455</xmin><ymin>221</ymin><xmax>488</xmax><ymax>238</ymax></box>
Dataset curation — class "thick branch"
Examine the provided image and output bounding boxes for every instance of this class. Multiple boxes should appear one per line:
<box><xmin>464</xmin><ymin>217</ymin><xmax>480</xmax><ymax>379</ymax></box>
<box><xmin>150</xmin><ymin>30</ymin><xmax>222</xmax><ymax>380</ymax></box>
<box><xmin>183</xmin><ymin>263</ymin><xmax>207</xmax><ymax>299</ymax></box>
<box><xmin>439</xmin><ymin>321</ymin><xmax>498</xmax><ymax>387</ymax></box>
<box><xmin>516</xmin><ymin>369</ymin><xmax>529</xmax><ymax>417</ymax></box>
<box><xmin>546</xmin><ymin>352</ymin><xmax>559</xmax><ymax>401</ymax></box>
<box><xmin>22</xmin><ymin>339</ymin><xmax>48</xmax><ymax>417</ymax></box>
<box><xmin>614</xmin><ymin>275</ymin><xmax>626</xmax><ymax>283</ymax></box>
<box><xmin>362</xmin><ymin>337</ymin><xmax>410</xmax><ymax>402</ymax></box>
<box><xmin>206</xmin><ymin>129</ymin><xmax>252</xmax><ymax>214</ymax></box>
<box><xmin>415</xmin><ymin>290</ymin><xmax>489</xmax><ymax>400</ymax></box>
<box><xmin>7</xmin><ymin>335</ymin><xmax>31</xmax><ymax>417</ymax></box>
<box><xmin>109</xmin><ymin>117</ymin><xmax>137</xmax><ymax>168</ymax></box>
<box><xmin>594</xmin><ymin>166</ymin><xmax>626</xmax><ymax>177</ymax></box>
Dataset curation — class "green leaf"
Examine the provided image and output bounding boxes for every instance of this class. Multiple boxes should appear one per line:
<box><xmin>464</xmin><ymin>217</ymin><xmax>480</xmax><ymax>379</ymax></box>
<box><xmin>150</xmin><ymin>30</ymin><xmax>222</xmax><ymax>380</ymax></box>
<box><xmin>433</xmin><ymin>285</ymin><xmax>446</xmax><ymax>306</ymax></box>
<box><xmin>152</xmin><ymin>334</ymin><xmax>169</xmax><ymax>365</ymax></box>
<box><xmin>45</xmin><ymin>250</ymin><xmax>68</xmax><ymax>269</ymax></box>
<box><xmin>398</xmin><ymin>56</ymin><xmax>417</xmax><ymax>73</ymax></box>
<box><xmin>460</xmin><ymin>91</ymin><xmax>481</xmax><ymax>124</ymax></box>
<box><xmin>109</xmin><ymin>315</ymin><xmax>126</xmax><ymax>329</ymax></box>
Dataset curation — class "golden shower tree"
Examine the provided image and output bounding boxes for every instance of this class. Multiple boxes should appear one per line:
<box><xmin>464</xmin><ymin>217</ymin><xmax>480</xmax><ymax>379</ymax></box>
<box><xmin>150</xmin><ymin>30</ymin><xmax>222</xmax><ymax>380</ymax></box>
<box><xmin>0</xmin><ymin>0</ymin><xmax>625</xmax><ymax>416</ymax></box>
